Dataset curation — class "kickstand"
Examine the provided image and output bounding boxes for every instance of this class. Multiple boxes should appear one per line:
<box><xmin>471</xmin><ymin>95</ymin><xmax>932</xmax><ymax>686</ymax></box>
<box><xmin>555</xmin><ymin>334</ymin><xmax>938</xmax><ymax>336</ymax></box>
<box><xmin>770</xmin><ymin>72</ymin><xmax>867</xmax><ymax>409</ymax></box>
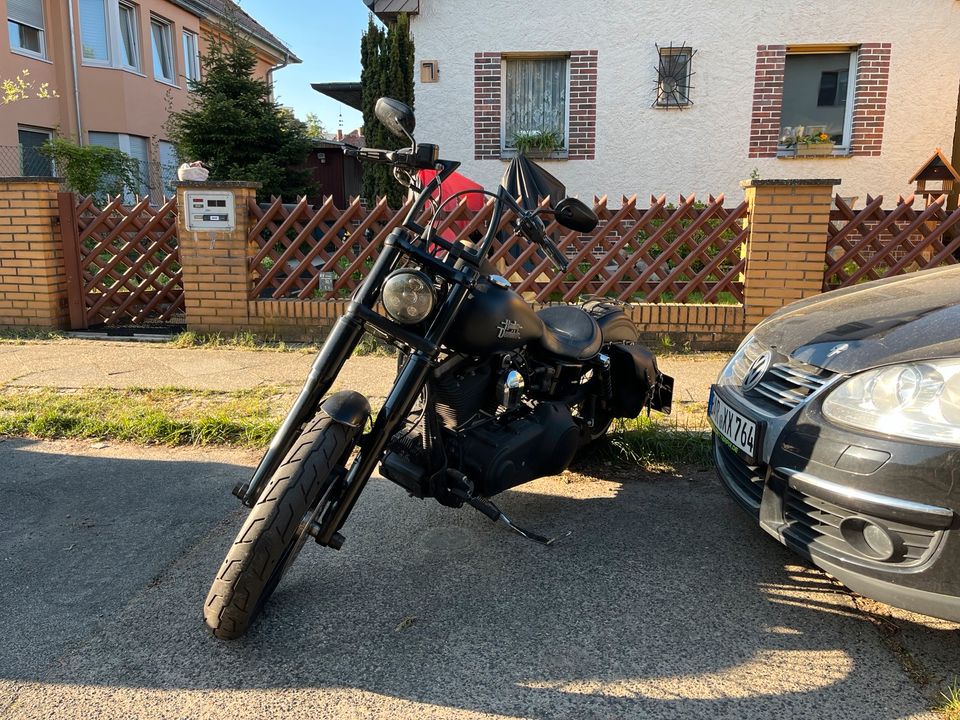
<box><xmin>464</xmin><ymin>495</ymin><xmax>554</xmax><ymax>546</ymax></box>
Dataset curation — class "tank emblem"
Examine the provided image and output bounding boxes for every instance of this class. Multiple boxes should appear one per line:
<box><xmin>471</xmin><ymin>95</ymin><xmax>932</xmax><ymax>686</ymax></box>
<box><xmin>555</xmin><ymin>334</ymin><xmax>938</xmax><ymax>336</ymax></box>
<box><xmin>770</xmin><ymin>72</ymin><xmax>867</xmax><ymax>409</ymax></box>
<box><xmin>497</xmin><ymin>319</ymin><xmax>523</xmax><ymax>339</ymax></box>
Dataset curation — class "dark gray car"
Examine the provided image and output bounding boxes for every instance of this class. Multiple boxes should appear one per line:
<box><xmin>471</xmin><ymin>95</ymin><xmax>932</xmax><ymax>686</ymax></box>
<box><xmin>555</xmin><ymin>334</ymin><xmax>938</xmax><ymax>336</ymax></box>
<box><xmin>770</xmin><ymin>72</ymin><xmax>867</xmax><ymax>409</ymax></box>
<box><xmin>710</xmin><ymin>265</ymin><xmax>960</xmax><ymax>621</ymax></box>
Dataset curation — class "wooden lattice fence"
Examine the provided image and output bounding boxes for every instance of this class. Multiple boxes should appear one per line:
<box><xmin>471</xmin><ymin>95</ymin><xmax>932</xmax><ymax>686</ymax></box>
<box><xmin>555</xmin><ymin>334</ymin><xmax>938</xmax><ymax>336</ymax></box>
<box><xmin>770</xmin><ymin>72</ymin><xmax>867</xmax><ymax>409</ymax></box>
<box><xmin>58</xmin><ymin>194</ymin><xmax>184</xmax><ymax>328</ymax></box>
<box><xmin>824</xmin><ymin>194</ymin><xmax>960</xmax><ymax>291</ymax></box>
<box><xmin>248</xmin><ymin>194</ymin><xmax>748</xmax><ymax>304</ymax></box>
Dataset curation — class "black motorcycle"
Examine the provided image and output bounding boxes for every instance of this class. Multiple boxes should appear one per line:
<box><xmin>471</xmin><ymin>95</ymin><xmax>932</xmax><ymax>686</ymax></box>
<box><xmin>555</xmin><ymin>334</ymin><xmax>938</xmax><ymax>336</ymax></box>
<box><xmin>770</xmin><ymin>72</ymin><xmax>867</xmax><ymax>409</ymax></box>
<box><xmin>205</xmin><ymin>98</ymin><xmax>674</xmax><ymax>639</ymax></box>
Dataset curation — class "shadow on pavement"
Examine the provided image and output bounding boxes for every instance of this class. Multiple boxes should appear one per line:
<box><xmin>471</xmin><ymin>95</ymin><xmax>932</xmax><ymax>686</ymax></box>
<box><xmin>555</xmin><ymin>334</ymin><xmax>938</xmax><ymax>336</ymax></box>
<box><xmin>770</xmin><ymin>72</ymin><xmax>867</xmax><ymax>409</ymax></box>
<box><xmin>0</xmin><ymin>438</ymin><xmax>954</xmax><ymax>719</ymax></box>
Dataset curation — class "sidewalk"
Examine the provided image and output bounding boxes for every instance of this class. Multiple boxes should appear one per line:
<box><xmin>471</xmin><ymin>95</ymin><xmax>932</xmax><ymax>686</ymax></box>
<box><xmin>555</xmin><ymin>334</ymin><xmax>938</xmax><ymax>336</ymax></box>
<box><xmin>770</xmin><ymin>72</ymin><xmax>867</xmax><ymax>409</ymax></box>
<box><xmin>0</xmin><ymin>338</ymin><xmax>726</xmax><ymax>410</ymax></box>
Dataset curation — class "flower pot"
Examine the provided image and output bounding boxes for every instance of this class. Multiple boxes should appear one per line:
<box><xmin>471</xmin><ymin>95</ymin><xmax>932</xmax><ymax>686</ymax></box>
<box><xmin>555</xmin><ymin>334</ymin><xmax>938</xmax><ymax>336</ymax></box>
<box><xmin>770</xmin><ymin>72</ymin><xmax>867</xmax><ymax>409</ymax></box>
<box><xmin>796</xmin><ymin>142</ymin><xmax>835</xmax><ymax>157</ymax></box>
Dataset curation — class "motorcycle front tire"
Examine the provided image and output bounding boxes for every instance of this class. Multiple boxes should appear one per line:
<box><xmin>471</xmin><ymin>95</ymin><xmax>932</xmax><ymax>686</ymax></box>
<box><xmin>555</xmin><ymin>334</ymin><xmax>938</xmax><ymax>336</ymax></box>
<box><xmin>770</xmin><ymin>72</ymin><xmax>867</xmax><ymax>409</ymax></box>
<box><xmin>204</xmin><ymin>414</ymin><xmax>355</xmax><ymax>640</ymax></box>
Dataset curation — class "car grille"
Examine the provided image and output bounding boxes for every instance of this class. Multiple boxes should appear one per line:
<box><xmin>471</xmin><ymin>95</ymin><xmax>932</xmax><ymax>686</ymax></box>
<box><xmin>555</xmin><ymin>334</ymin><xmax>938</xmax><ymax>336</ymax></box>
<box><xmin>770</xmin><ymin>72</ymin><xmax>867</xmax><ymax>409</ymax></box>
<box><xmin>714</xmin><ymin>439</ymin><xmax>765</xmax><ymax>511</ymax></box>
<box><xmin>782</xmin><ymin>487</ymin><xmax>941</xmax><ymax>568</ymax></box>
<box><xmin>748</xmin><ymin>358</ymin><xmax>837</xmax><ymax>413</ymax></box>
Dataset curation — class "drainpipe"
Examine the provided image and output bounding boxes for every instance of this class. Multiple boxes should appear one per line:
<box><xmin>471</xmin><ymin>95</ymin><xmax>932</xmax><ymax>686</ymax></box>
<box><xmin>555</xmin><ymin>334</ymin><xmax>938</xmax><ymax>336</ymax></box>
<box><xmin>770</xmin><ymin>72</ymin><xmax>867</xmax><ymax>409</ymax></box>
<box><xmin>66</xmin><ymin>0</ymin><xmax>84</xmax><ymax>144</ymax></box>
<box><xmin>266</xmin><ymin>52</ymin><xmax>290</xmax><ymax>102</ymax></box>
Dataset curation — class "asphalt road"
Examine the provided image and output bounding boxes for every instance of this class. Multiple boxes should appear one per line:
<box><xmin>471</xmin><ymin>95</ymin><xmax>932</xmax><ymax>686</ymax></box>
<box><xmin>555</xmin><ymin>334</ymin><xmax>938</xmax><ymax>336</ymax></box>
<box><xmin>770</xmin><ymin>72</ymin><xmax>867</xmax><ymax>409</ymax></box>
<box><xmin>0</xmin><ymin>438</ymin><xmax>954</xmax><ymax>719</ymax></box>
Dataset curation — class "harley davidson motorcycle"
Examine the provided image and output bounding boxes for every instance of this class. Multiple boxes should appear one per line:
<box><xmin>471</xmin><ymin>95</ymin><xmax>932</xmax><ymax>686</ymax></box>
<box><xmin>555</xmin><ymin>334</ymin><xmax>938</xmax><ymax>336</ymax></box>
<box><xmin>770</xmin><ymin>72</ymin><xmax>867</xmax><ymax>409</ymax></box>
<box><xmin>205</xmin><ymin>98</ymin><xmax>674</xmax><ymax>639</ymax></box>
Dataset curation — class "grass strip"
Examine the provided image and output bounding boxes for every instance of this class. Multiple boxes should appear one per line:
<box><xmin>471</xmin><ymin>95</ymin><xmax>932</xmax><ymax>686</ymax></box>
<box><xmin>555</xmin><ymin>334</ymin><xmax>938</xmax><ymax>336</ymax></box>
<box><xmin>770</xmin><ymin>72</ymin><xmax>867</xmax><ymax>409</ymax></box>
<box><xmin>0</xmin><ymin>386</ymin><xmax>285</xmax><ymax>448</ymax></box>
<box><xmin>0</xmin><ymin>385</ymin><xmax>712</xmax><ymax>470</ymax></box>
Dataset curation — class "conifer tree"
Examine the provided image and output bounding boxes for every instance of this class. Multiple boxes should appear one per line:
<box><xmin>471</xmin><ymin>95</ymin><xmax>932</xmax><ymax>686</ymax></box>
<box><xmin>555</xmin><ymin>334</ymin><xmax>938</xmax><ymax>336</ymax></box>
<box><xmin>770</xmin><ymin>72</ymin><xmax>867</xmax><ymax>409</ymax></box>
<box><xmin>360</xmin><ymin>13</ymin><xmax>415</xmax><ymax>206</ymax></box>
<box><xmin>167</xmin><ymin>29</ymin><xmax>312</xmax><ymax>201</ymax></box>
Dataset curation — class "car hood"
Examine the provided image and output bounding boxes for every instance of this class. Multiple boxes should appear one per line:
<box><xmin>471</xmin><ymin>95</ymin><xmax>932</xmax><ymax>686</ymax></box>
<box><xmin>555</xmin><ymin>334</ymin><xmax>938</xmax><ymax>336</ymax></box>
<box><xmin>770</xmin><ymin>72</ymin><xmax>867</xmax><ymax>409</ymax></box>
<box><xmin>753</xmin><ymin>266</ymin><xmax>960</xmax><ymax>374</ymax></box>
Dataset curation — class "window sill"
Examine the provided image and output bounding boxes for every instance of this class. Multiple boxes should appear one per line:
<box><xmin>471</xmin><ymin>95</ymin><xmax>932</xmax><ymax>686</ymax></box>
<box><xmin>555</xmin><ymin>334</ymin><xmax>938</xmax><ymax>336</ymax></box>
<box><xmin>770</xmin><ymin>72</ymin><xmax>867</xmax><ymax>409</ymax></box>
<box><xmin>776</xmin><ymin>148</ymin><xmax>852</xmax><ymax>159</ymax></box>
<box><xmin>154</xmin><ymin>77</ymin><xmax>181</xmax><ymax>89</ymax></box>
<box><xmin>10</xmin><ymin>48</ymin><xmax>51</xmax><ymax>64</ymax></box>
<box><xmin>80</xmin><ymin>61</ymin><xmax>147</xmax><ymax>78</ymax></box>
<box><xmin>499</xmin><ymin>149</ymin><xmax>569</xmax><ymax>161</ymax></box>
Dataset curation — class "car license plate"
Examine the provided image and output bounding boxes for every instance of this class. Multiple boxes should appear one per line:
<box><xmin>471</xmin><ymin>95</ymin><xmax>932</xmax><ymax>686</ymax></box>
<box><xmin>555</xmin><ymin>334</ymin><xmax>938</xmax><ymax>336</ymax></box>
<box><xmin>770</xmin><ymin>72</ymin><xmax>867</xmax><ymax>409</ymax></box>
<box><xmin>709</xmin><ymin>389</ymin><xmax>759</xmax><ymax>461</ymax></box>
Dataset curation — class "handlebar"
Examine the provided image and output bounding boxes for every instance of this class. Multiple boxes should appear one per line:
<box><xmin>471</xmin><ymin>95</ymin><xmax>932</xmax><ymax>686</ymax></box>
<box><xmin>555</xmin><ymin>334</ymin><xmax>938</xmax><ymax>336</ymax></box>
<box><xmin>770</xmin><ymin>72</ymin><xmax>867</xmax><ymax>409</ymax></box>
<box><xmin>344</xmin><ymin>144</ymin><xmax>439</xmax><ymax>170</ymax></box>
<box><xmin>348</xmin><ymin>144</ymin><xmax>569</xmax><ymax>274</ymax></box>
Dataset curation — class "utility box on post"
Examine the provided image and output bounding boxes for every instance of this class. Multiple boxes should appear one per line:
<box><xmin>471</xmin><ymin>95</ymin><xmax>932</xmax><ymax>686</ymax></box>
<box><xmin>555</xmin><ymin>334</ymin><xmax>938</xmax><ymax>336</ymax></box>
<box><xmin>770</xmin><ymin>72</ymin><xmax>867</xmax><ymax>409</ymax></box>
<box><xmin>184</xmin><ymin>190</ymin><xmax>236</xmax><ymax>231</ymax></box>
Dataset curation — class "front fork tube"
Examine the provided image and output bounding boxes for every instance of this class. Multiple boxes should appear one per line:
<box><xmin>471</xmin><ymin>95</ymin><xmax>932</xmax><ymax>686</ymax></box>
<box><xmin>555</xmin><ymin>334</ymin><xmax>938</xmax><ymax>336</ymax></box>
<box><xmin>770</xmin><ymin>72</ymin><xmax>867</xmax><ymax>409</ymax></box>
<box><xmin>237</xmin><ymin>238</ymin><xmax>404</xmax><ymax>507</ymax></box>
<box><xmin>236</xmin><ymin>315</ymin><xmax>366</xmax><ymax>506</ymax></box>
<box><xmin>314</xmin><ymin>350</ymin><xmax>434</xmax><ymax>547</ymax></box>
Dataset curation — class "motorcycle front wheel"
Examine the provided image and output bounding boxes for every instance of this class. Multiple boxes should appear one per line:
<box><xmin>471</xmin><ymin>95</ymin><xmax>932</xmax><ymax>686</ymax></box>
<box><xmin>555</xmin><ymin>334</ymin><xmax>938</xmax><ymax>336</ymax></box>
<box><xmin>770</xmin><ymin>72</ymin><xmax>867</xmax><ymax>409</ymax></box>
<box><xmin>204</xmin><ymin>414</ymin><xmax>356</xmax><ymax>639</ymax></box>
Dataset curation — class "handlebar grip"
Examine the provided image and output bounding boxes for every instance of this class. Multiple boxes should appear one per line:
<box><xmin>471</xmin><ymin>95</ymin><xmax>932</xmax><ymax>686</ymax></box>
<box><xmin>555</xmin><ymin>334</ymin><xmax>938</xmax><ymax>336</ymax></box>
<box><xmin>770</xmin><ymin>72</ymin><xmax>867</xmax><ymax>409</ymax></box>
<box><xmin>517</xmin><ymin>215</ymin><xmax>569</xmax><ymax>273</ymax></box>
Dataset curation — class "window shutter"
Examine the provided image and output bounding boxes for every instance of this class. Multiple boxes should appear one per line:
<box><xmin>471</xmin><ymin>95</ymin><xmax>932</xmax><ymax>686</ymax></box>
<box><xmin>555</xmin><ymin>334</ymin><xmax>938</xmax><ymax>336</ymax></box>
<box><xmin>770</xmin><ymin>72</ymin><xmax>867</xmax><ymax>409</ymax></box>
<box><xmin>79</xmin><ymin>0</ymin><xmax>109</xmax><ymax>61</ymax></box>
<box><xmin>8</xmin><ymin>0</ymin><xmax>43</xmax><ymax>29</ymax></box>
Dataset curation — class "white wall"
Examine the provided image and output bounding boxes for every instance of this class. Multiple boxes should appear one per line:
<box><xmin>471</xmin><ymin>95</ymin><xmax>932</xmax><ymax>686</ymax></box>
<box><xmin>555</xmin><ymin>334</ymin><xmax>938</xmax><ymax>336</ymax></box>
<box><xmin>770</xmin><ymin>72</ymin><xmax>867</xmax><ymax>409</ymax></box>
<box><xmin>409</xmin><ymin>0</ymin><xmax>960</xmax><ymax>206</ymax></box>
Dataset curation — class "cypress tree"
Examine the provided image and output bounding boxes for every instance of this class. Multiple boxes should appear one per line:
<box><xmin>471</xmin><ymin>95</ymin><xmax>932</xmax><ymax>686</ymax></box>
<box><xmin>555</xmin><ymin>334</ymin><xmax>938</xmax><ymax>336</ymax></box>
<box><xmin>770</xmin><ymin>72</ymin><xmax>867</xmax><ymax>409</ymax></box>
<box><xmin>360</xmin><ymin>13</ymin><xmax>415</xmax><ymax>207</ymax></box>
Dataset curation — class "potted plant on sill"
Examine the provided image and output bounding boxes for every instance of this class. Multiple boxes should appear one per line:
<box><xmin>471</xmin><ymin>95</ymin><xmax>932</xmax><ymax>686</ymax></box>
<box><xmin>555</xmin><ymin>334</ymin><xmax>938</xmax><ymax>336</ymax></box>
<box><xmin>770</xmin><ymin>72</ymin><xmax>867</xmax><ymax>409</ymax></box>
<box><xmin>511</xmin><ymin>129</ymin><xmax>564</xmax><ymax>159</ymax></box>
<box><xmin>781</xmin><ymin>126</ymin><xmax>835</xmax><ymax>157</ymax></box>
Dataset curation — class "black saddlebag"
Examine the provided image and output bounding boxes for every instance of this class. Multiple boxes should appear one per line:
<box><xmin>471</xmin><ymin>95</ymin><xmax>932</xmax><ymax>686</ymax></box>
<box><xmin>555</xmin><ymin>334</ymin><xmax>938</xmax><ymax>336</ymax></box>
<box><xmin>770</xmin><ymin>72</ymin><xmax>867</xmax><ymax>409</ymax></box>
<box><xmin>606</xmin><ymin>343</ymin><xmax>672</xmax><ymax>417</ymax></box>
<box><xmin>583</xmin><ymin>300</ymin><xmax>639</xmax><ymax>343</ymax></box>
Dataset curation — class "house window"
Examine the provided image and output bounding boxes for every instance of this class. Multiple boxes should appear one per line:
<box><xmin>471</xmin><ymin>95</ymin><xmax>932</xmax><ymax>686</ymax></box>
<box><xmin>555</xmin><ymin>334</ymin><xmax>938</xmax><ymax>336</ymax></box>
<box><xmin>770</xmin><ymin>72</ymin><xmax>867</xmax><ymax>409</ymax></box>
<box><xmin>780</xmin><ymin>50</ymin><xmax>857</xmax><ymax>150</ymax></box>
<box><xmin>89</xmin><ymin>131</ymin><xmax>150</xmax><ymax>200</ymax></box>
<box><xmin>79</xmin><ymin>0</ymin><xmax>142</xmax><ymax>70</ymax></box>
<box><xmin>655</xmin><ymin>45</ymin><xmax>694</xmax><ymax>107</ymax></box>
<box><xmin>8</xmin><ymin>0</ymin><xmax>45</xmax><ymax>57</ymax></box>
<box><xmin>79</xmin><ymin>0</ymin><xmax>110</xmax><ymax>62</ymax></box>
<box><xmin>158</xmin><ymin>140</ymin><xmax>178</xmax><ymax>197</ymax></box>
<box><xmin>182</xmin><ymin>30</ymin><xmax>199</xmax><ymax>82</ymax></box>
<box><xmin>502</xmin><ymin>56</ymin><xmax>568</xmax><ymax>152</ymax></box>
<box><xmin>18</xmin><ymin>127</ymin><xmax>53</xmax><ymax>176</ymax></box>
<box><xmin>151</xmin><ymin>17</ymin><xmax>175</xmax><ymax>83</ymax></box>
<box><xmin>118</xmin><ymin>2</ymin><xmax>139</xmax><ymax>70</ymax></box>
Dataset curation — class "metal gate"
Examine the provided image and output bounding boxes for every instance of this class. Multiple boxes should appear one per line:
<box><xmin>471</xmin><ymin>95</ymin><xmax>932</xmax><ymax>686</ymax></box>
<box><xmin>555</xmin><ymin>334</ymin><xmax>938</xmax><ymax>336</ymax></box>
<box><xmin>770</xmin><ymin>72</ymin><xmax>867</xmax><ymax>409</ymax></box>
<box><xmin>58</xmin><ymin>193</ymin><xmax>185</xmax><ymax>329</ymax></box>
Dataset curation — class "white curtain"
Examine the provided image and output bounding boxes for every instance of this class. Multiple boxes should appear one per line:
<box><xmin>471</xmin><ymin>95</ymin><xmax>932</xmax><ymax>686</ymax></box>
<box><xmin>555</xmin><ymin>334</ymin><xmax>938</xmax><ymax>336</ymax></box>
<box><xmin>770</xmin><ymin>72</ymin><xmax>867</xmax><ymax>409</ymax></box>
<box><xmin>504</xmin><ymin>57</ymin><xmax>567</xmax><ymax>146</ymax></box>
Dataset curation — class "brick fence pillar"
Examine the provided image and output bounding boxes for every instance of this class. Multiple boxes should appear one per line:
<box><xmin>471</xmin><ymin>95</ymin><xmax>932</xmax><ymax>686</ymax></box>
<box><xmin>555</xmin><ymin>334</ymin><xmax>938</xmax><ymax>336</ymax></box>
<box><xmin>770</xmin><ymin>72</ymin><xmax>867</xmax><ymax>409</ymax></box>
<box><xmin>741</xmin><ymin>178</ymin><xmax>838</xmax><ymax>328</ymax></box>
<box><xmin>0</xmin><ymin>177</ymin><xmax>69</xmax><ymax>329</ymax></box>
<box><xmin>175</xmin><ymin>180</ymin><xmax>260</xmax><ymax>335</ymax></box>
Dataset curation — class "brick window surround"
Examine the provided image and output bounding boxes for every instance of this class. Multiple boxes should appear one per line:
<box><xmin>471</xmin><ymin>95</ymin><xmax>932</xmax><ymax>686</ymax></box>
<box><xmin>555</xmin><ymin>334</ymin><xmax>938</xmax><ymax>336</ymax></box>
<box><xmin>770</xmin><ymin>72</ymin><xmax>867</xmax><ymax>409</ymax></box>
<box><xmin>474</xmin><ymin>50</ymin><xmax>597</xmax><ymax>161</ymax></box>
<box><xmin>748</xmin><ymin>43</ymin><xmax>891</xmax><ymax>159</ymax></box>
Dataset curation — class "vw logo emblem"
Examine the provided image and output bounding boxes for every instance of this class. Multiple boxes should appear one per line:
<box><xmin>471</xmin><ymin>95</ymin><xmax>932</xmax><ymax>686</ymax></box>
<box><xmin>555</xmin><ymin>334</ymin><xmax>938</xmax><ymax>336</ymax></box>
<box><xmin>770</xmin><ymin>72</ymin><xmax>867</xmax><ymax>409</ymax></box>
<box><xmin>743</xmin><ymin>351</ymin><xmax>773</xmax><ymax>391</ymax></box>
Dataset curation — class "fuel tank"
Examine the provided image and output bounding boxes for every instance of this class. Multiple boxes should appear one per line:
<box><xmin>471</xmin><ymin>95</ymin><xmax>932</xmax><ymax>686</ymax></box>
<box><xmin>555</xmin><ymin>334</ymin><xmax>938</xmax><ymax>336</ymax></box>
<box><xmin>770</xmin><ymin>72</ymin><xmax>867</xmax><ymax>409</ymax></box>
<box><xmin>445</xmin><ymin>276</ymin><xmax>543</xmax><ymax>354</ymax></box>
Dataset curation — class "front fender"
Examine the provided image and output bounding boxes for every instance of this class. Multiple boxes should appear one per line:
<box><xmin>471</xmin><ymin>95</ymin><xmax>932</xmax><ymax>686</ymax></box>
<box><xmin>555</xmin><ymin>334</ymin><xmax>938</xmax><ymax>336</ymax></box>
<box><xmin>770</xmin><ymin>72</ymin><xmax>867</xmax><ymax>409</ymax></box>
<box><xmin>319</xmin><ymin>390</ymin><xmax>371</xmax><ymax>428</ymax></box>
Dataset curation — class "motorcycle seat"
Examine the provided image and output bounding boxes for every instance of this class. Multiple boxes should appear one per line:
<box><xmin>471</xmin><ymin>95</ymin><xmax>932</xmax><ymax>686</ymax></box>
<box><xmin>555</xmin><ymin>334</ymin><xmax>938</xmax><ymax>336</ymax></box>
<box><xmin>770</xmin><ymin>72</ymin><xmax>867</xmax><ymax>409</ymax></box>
<box><xmin>535</xmin><ymin>306</ymin><xmax>602</xmax><ymax>361</ymax></box>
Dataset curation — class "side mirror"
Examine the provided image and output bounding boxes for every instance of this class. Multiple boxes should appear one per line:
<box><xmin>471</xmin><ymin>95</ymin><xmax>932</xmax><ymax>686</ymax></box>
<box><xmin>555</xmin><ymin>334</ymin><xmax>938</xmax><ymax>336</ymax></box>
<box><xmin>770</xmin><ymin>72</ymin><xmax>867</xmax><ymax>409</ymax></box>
<box><xmin>554</xmin><ymin>197</ymin><xmax>598</xmax><ymax>232</ymax></box>
<box><xmin>375</xmin><ymin>97</ymin><xmax>416</xmax><ymax>141</ymax></box>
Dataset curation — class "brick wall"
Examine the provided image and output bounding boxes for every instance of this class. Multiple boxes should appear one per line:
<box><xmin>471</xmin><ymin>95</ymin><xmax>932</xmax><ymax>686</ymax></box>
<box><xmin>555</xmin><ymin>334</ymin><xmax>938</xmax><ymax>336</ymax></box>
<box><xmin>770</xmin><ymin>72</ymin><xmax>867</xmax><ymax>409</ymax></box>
<box><xmin>741</xmin><ymin>178</ymin><xmax>838</xmax><ymax>328</ymax></box>
<box><xmin>0</xmin><ymin>179</ymin><xmax>69</xmax><ymax>329</ymax></box>
<box><xmin>175</xmin><ymin>182</ymin><xmax>260</xmax><ymax>335</ymax></box>
<box><xmin>748</xmin><ymin>45</ymin><xmax>786</xmax><ymax>159</ymax></box>
<box><xmin>567</xmin><ymin>50</ymin><xmax>598</xmax><ymax>160</ymax></box>
<box><xmin>474</xmin><ymin>50</ymin><xmax>598</xmax><ymax>161</ymax></box>
<box><xmin>474</xmin><ymin>52</ymin><xmax>502</xmax><ymax>160</ymax></box>
<box><xmin>850</xmin><ymin>43</ymin><xmax>891</xmax><ymax>156</ymax></box>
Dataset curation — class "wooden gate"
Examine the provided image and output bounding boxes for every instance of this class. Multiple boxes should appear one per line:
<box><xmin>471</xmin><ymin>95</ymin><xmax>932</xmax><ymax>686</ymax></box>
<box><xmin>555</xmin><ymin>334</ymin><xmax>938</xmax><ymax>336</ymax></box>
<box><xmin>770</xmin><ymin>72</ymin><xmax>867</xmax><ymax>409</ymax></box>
<box><xmin>58</xmin><ymin>193</ymin><xmax>185</xmax><ymax>329</ymax></box>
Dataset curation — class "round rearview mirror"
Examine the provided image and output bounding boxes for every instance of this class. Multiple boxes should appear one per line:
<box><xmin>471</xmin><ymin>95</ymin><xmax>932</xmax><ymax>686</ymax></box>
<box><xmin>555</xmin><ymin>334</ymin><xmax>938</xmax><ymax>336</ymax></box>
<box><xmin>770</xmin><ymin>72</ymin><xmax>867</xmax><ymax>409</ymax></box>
<box><xmin>375</xmin><ymin>97</ymin><xmax>416</xmax><ymax>140</ymax></box>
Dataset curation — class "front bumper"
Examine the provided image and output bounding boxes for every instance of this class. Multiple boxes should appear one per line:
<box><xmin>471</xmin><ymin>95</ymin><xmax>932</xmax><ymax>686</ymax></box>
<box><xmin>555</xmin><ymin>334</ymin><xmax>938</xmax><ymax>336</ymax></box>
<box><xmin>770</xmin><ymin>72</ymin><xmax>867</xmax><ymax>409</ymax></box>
<box><xmin>712</xmin><ymin>382</ymin><xmax>960</xmax><ymax>622</ymax></box>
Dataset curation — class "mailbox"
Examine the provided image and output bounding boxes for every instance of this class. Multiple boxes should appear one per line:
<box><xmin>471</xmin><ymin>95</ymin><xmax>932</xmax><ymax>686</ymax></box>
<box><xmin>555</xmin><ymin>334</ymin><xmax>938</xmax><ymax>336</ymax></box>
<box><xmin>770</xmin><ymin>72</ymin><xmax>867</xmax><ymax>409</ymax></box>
<box><xmin>184</xmin><ymin>190</ymin><xmax>235</xmax><ymax>231</ymax></box>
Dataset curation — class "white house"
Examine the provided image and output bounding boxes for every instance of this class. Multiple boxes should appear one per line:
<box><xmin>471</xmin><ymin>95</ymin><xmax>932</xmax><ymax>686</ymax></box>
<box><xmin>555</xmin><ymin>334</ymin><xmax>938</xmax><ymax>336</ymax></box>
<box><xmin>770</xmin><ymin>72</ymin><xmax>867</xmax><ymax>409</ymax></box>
<box><xmin>364</xmin><ymin>0</ymin><xmax>960</xmax><ymax>204</ymax></box>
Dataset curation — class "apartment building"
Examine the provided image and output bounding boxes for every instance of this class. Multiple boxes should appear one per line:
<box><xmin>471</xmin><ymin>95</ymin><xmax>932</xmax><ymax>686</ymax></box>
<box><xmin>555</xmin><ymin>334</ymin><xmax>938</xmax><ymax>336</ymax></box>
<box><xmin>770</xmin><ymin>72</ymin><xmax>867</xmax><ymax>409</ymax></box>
<box><xmin>2</xmin><ymin>0</ymin><xmax>298</xmax><ymax>194</ymax></box>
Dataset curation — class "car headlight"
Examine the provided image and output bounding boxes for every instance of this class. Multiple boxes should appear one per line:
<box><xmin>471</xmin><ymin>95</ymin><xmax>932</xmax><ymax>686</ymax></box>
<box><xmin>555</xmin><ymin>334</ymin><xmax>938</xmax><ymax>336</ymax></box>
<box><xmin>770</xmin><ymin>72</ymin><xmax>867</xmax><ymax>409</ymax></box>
<box><xmin>382</xmin><ymin>270</ymin><xmax>435</xmax><ymax>325</ymax></box>
<box><xmin>822</xmin><ymin>359</ymin><xmax>960</xmax><ymax>445</ymax></box>
<box><xmin>716</xmin><ymin>334</ymin><xmax>763</xmax><ymax>387</ymax></box>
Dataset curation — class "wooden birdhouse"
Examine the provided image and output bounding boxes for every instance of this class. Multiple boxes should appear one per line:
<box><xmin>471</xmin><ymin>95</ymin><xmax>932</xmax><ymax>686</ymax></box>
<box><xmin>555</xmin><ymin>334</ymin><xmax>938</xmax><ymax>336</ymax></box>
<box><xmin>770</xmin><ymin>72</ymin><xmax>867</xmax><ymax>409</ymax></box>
<box><xmin>909</xmin><ymin>148</ymin><xmax>960</xmax><ymax>207</ymax></box>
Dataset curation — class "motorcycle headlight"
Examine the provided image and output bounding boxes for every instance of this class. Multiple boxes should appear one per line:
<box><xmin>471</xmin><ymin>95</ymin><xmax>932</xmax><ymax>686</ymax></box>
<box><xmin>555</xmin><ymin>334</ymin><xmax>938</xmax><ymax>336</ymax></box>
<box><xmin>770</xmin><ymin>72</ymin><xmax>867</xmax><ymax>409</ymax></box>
<box><xmin>822</xmin><ymin>359</ymin><xmax>960</xmax><ymax>445</ymax></box>
<box><xmin>381</xmin><ymin>270</ymin><xmax>435</xmax><ymax>325</ymax></box>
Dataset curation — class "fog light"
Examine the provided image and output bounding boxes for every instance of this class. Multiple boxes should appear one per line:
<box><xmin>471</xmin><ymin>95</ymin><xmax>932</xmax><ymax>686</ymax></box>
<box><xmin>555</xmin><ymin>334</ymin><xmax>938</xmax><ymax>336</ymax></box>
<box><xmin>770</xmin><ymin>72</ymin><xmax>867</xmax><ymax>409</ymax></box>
<box><xmin>839</xmin><ymin>516</ymin><xmax>900</xmax><ymax>562</ymax></box>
